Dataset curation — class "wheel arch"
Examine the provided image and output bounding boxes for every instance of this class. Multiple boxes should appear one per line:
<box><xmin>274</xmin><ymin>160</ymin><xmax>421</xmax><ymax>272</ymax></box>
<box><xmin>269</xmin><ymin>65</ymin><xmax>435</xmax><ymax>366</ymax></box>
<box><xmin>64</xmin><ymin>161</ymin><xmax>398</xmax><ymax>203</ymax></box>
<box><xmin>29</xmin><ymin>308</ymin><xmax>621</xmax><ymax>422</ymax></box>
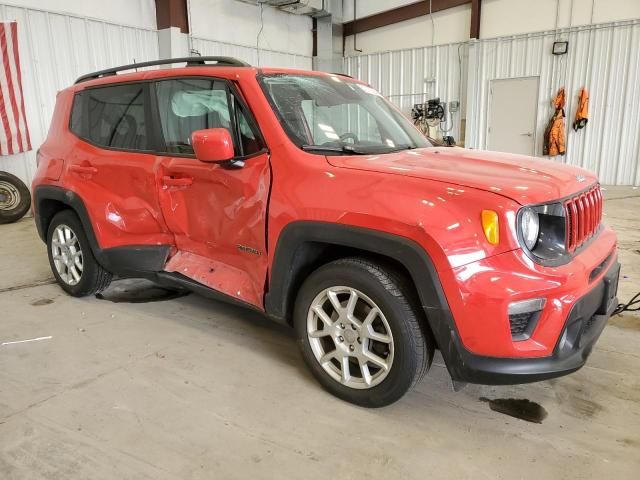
<box><xmin>264</xmin><ymin>222</ymin><xmax>456</xmax><ymax>349</ymax></box>
<box><xmin>33</xmin><ymin>185</ymin><xmax>170</xmax><ymax>277</ymax></box>
<box><xmin>33</xmin><ymin>185</ymin><xmax>100</xmax><ymax>252</ymax></box>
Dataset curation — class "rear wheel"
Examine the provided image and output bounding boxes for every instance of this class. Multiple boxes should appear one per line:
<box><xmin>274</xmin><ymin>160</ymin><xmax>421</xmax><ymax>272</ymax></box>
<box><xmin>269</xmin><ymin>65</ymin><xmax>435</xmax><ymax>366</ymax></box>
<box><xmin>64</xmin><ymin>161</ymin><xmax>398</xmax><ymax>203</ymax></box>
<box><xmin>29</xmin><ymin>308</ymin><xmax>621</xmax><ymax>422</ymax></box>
<box><xmin>0</xmin><ymin>171</ymin><xmax>31</xmax><ymax>224</ymax></box>
<box><xmin>47</xmin><ymin>210</ymin><xmax>112</xmax><ymax>296</ymax></box>
<box><xmin>294</xmin><ymin>257</ymin><xmax>432</xmax><ymax>407</ymax></box>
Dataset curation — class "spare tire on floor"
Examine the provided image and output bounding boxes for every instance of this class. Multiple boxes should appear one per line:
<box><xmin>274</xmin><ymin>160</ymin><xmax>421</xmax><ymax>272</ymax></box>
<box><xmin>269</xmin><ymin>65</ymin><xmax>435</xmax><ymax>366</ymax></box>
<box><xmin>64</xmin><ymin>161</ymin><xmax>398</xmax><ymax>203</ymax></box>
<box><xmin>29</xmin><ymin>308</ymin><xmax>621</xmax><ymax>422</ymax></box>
<box><xmin>0</xmin><ymin>171</ymin><xmax>31</xmax><ymax>224</ymax></box>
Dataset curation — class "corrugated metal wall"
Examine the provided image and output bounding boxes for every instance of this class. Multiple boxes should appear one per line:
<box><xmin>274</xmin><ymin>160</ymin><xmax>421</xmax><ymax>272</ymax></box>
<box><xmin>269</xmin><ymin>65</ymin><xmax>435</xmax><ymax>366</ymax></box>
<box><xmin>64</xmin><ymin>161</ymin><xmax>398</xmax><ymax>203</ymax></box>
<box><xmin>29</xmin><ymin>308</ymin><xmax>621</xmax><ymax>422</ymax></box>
<box><xmin>191</xmin><ymin>36</ymin><xmax>312</xmax><ymax>70</ymax></box>
<box><xmin>466</xmin><ymin>19</ymin><xmax>640</xmax><ymax>186</ymax></box>
<box><xmin>345</xmin><ymin>19</ymin><xmax>640</xmax><ymax>186</ymax></box>
<box><xmin>343</xmin><ymin>42</ymin><xmax>467</xmax><ymax>142</ymax></box>
<box><xmin>0</xmin><ymin>3</ymin><xmax>159</xmax><ymax>186</ymax></box>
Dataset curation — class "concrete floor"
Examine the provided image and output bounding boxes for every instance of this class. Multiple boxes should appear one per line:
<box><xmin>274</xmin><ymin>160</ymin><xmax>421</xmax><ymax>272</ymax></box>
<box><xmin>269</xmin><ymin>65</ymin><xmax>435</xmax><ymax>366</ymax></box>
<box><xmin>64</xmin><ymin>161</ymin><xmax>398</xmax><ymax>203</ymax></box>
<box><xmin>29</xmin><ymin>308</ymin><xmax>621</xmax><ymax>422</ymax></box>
<box><xmin>1</xmin><ymin>187</ymin><xmax>639</xmax><ymax>480</ymax></box>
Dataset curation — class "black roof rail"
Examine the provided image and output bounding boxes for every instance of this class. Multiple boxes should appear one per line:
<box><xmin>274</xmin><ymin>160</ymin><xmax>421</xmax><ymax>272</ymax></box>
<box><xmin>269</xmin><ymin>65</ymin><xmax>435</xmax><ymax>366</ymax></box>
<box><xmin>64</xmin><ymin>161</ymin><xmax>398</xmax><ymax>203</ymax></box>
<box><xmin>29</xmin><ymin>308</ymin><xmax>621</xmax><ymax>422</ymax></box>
<box><xmin>74</xmin><ymin>56</ymin><xmax>251</xmax><ymax>84</ymax></box>
<box><xmin>331</xmin><ymin>72</ymin><xmax>353</xmax><ymax>78</ymax></box>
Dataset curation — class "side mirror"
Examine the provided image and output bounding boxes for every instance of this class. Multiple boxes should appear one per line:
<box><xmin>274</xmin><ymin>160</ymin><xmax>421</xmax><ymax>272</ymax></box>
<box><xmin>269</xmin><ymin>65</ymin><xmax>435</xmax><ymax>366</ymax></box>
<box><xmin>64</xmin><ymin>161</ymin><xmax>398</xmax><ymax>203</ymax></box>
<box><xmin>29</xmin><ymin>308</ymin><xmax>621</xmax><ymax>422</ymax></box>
<box><xmin>191</xmin><ymin>128</ymin><xmax>235</xmax><ymax>163</ymax></box>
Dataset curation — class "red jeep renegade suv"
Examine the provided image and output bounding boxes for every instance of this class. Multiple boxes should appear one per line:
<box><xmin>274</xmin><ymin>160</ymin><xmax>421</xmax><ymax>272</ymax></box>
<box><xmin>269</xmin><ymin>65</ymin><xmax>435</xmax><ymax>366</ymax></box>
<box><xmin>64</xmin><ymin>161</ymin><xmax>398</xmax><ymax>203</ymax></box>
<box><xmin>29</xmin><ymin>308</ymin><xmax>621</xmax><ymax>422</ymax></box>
<box><xmin>32</xmin><ymin>57</ymin><xmax>620</xmax><ymax>407</ymax></box>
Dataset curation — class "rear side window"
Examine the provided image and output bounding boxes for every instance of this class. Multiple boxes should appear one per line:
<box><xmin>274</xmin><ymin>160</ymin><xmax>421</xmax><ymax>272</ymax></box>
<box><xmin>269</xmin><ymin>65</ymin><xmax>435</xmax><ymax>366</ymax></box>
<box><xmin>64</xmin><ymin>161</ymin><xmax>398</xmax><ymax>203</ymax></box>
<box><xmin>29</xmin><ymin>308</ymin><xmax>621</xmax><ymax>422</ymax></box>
<box><xmin>70</xmin><ymin>84</ymin><xmax>149</xmax><ymax>151</ymax></box>
<box><xmin>154</xmin><ymin>78</ymin><xmax>264</xmax><ymax>157</ymax></box>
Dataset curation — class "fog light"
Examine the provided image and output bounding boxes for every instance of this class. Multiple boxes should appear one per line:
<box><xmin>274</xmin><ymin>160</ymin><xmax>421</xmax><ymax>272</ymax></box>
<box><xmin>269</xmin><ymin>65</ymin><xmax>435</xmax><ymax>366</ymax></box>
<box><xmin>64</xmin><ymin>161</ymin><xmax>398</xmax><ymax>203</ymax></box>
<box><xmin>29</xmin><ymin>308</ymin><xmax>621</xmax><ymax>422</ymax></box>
<box><xmin>508</xmin><ymin>298</ymin><xmax>546</xmax><ymax>341</ymax></box>
<box><xmin>508</xmin><ymin>298</ymin><xmax>546</xmax><ymax>315</ymax></box>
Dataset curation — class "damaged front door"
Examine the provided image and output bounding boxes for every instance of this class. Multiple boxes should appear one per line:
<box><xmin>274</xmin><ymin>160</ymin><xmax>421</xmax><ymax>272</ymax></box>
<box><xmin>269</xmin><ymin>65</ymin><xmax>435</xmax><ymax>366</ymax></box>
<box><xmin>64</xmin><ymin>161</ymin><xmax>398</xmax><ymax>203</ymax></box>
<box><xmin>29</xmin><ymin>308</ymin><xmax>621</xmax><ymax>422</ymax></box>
<box><xmin>153</xmin><ymin>77</ymin><xmax>270</xmax><ymax>308</ymax></box>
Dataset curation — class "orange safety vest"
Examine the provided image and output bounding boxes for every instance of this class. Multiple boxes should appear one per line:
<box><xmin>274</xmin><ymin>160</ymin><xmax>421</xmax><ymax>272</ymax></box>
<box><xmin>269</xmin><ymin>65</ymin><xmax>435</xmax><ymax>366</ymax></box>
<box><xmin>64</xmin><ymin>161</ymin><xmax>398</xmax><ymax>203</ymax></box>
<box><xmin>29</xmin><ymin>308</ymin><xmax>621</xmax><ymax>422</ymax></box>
<box><xmin>573</xmin><ymin>87</ymin><xmax>589</xmax><ymax>131</ymax></box>
<box><xmin>544</xmin><ymin>88</ymin><xmax>566</xmax><ymax>156</ymax></box>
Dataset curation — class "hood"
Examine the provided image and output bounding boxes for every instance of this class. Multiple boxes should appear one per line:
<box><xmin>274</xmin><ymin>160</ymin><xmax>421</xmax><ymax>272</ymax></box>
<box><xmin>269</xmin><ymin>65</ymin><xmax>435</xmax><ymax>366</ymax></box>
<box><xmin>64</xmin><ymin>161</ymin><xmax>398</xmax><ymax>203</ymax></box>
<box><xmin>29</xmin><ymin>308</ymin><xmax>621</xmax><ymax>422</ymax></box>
<box><xmin>326</xmin><ymin>147</ymin><xmax>597</xmax><ymax>205</ymax></box>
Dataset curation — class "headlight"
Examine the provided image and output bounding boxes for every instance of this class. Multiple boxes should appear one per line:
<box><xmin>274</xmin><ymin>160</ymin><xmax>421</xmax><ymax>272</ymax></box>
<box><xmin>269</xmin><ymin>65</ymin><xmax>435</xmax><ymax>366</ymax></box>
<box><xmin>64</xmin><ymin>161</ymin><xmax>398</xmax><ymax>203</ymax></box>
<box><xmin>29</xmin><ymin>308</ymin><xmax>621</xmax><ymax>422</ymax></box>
<box><xmin>520</xmin><ymin>208</ymin><xmax>540</xmax><ymax>250</ymax></box>
<box><xmin>518</xmin><ymin>203</ymin><xmax>571</xmax><ymax>265</ymax></box>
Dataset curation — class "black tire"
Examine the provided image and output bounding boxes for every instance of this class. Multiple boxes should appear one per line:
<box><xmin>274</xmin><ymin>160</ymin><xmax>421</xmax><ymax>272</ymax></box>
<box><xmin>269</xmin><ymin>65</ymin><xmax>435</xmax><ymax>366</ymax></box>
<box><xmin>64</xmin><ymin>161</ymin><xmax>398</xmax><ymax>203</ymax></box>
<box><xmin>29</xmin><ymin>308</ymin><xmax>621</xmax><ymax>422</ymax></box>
<box><xmin>294</xmin><ymin>257</ymin><xmax>432</xmax><ymax>407</ymax></box>
<box><xmin>47</xmin><ymin>209</ymin><xmax>112</xmax><ymax>297</ymax></box>
<box><xmin>0</xmin><ymin>171</ymin><xmax>31</xmax><ymax>224</ymax></box>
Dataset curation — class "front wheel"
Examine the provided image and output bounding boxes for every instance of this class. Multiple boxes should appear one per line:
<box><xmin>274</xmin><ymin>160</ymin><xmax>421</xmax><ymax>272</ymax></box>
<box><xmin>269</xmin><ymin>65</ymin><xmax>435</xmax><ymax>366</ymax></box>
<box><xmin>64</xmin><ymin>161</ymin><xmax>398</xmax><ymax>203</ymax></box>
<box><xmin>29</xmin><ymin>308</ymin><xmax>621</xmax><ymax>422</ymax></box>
<box><xmin>294</xmin><ymin>257</ymin><xmax>433</xmax><ymax>407</ymax></box>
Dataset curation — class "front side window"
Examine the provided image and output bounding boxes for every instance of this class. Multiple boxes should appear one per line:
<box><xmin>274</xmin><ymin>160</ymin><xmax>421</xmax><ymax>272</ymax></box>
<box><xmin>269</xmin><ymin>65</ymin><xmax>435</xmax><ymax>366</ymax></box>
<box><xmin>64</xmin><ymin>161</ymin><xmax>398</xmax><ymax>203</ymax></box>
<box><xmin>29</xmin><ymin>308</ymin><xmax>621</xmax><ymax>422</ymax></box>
<box><xmin>229</xmin><ymin>93</ymin><xmax>263</xmax><ymax>157</ymax></box>
<box><xmin>155</xmin><ymin>78</ymin><xmax>263</xmax><ymax>157</ymax></box>
<box><xmin>259</xmin><ymin>74</ymin><xmax>431</xmax><ymax>155</ymax></box>
<box><xmin>70</xmin><ymin>83</ymin><xmax>149</xmax><ymax>151</ymax></box>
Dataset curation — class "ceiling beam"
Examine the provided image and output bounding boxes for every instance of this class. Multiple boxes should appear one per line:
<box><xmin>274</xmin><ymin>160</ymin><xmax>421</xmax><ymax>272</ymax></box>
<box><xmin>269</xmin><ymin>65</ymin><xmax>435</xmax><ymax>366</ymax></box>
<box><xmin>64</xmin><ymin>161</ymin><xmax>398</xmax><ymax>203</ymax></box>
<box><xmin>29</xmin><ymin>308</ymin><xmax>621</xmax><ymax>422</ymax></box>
<box><xmin>155</xmin><ymin>0</ymin><xmax>189</xmax><ymax>33</ymax></box>
<box><xmin>343</xmin><ymin>0</ymin><xmax>471</xmax><ymax>37</ymax></box>
<box><xmin>470</xmin><ymin>0</ymin><xmax>482</xmax><ymax>39</ymax></box>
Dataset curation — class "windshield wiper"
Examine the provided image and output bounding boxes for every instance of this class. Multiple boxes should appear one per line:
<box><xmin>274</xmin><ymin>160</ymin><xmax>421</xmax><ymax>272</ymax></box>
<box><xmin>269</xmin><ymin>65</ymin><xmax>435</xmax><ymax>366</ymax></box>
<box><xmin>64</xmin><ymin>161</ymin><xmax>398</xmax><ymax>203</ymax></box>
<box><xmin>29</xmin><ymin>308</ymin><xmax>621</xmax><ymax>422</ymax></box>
<box><xmin>301</xmin><ymin>144</ymin><xmax>371</xmax><ymax>155</ymax></box>
<box><xmin>387</xmin><ymin>144</ymin><xmax>418</xmax><ymax>152</ymax></box>
<box><xmin>300</xmin><ymin>145</ymin><xmax>386</xmax><ymax>155</ymax></box>
<box><xmin>302</xmin><ymin>143</ymin><xmax>422</xmax><ymax>155</ymax></box>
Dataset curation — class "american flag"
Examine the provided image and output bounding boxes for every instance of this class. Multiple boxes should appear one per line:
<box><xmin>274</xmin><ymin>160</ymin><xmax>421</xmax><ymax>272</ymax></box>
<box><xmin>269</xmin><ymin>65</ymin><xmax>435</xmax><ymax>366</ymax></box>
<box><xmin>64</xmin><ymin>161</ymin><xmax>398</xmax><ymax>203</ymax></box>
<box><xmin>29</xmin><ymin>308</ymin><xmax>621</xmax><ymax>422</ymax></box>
<box><xmin>0</xmin><ymin>22</ymin><xmax>30</xmax><ymax>156</ymax></box>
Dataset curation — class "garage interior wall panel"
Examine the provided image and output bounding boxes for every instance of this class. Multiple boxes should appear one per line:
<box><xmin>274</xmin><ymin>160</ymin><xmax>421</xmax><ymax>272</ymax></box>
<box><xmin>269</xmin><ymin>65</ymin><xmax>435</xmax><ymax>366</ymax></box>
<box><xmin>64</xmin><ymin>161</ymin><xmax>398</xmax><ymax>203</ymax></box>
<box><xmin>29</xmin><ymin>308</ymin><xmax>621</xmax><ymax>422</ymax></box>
<box><xmin>466</xmin><ymin>20</ymin><xmax>640</xmax><ymax>186</ymax></box>
<box><xmin>343</xmin><ymin>4</ymin><xmax>472</xmax><ymax>55</ymax></box>
<box><xmin>191</xmin><ymin>36</ymin><xmax>312</xmax><ymax>70</ymax></box>
<box><xmin>189</xmin><ymin>0</ymin><xmax>312</xmax><ymax>64</ymax></box>
<box><xmin>480</xmin><ymin>0</ymin><xmax>640</xmax><ymax>39</ymax></box>
<box><xmin>0</xmin><ymin>3</ymin><xmax>159</xmax><ymax>185</ymax></box>
<box><xmin>344</xmin><ymin>43</ymin><xmax>466</xmax><ymax>142</ymax></box>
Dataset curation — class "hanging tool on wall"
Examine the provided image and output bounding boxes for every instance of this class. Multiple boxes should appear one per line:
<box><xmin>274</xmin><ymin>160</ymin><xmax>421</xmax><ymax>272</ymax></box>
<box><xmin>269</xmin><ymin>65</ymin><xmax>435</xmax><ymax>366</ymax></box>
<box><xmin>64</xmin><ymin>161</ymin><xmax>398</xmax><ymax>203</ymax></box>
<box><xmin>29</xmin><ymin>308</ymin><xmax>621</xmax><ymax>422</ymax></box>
<box><xmin>426</xmin><ymin>98</ymin><xmax>446</xmax><ymax>125</ymax></box>
<box><xmin>543</xmin><ymin>87</ymin><xmax>566</xmax><ymax>156</ymax></box>
<box><xmin>573</xmin><ymin>87</ymin><xmax>589</xmax><ymax>131</ymax></box>
<box><xmin>410</xmin><ymin>98</ymin><xmax>456</xmax><ymax>145</ymax></box>
<box><xmin>411</xmin><ymin>99</ymin><xmax>445</xmax><ymax>135</ymax></box>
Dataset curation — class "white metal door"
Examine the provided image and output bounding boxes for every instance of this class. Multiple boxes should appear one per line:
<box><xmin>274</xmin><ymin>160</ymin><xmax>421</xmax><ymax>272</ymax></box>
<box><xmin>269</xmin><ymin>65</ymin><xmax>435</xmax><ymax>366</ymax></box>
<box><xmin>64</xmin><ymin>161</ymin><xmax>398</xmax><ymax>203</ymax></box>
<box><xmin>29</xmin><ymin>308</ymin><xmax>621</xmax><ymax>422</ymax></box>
<box><xmin>487</xmin><ymin>77</ymin><xmax>539</xmax><ymax>156</ymax></box>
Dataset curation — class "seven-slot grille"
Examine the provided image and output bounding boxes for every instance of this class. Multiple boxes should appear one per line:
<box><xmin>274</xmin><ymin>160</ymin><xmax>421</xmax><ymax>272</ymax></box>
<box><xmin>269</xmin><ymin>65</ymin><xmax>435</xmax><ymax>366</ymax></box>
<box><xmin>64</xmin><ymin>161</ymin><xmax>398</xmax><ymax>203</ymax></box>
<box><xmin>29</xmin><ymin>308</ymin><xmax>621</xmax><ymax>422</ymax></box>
<box><xmin>564</xmin><ymin>184</ymin><xmax>603</xmax><ymax>252</ymax></box>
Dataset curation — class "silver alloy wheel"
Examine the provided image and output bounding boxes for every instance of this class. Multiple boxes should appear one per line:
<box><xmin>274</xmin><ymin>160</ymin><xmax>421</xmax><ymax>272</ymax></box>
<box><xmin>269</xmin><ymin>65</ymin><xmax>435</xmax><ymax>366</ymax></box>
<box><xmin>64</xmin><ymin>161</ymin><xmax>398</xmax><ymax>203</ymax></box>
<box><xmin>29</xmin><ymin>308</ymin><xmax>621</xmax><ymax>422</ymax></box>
<box><xmin>0</xmin><ymin>180</ymin><xmax>20</xmax><ymax>210</ymax></box>
<box><xmin>51</xmin><ymin>224</ymin><xmax>84</xmax><ymax>286</ymax></box>
<box><xmin>307</xmin><ymin>286</ymin><xmax>394</xmax><ymax>389</ymax></box>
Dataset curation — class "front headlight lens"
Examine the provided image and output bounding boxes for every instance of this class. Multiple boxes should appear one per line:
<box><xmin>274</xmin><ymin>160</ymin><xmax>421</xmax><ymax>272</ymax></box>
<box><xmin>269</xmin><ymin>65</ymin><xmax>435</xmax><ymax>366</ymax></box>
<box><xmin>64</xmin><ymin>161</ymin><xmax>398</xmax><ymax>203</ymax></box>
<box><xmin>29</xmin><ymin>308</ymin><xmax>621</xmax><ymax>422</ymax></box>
<box><xmin>521</xmin><ymin>208</ymin><xmax>540</xmax><ymax>250</ymax></box>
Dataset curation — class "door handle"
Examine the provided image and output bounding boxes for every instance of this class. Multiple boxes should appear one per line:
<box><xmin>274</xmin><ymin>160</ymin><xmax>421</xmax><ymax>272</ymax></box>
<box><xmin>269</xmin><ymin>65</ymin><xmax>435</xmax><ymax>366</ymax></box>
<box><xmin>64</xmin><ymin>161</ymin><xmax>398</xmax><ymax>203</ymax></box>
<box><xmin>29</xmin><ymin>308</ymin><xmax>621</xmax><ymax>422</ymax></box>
<box><xmin>520</xmin><ymin>132</ymin><xmax>533</xmax><ymax>137</ymax></box>
<box><xmin>69</xmin><ymin>164</ymin><xmax>98</xmax><ymax>175</ymax></box>
<box><xmin>163</xmin><ymin>176</ymin><xmax>193</xmax><ymax>187</ymax></box>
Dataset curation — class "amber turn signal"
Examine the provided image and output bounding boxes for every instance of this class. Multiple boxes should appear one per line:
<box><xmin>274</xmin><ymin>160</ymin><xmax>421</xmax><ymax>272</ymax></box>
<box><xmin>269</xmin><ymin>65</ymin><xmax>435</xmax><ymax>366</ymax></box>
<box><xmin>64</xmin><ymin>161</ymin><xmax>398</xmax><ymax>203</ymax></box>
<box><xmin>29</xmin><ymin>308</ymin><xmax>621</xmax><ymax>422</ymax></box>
<box><xmin>481</xmin><ymin>210</ymin><xmax>499</xmax><ymax>245</ymax></box>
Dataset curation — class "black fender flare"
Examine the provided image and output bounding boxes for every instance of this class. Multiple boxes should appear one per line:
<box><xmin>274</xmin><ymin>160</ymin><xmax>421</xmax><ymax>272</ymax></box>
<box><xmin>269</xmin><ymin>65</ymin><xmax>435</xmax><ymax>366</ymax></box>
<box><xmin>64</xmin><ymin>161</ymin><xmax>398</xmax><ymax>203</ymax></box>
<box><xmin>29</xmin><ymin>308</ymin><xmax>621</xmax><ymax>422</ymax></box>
<box><xmin>264</xmin><ymin>221</ymin><xmax>464</xmax><ymax>369</ymax></box>
<box><xmin>33</xmin><ymin>185</ymin><xmax>100</xmax><ymax>248</ymax></box>
<box><xmin>33</xmin><ymin>185</ymin><xmax>169</xmax><ymax>276</ymax></box>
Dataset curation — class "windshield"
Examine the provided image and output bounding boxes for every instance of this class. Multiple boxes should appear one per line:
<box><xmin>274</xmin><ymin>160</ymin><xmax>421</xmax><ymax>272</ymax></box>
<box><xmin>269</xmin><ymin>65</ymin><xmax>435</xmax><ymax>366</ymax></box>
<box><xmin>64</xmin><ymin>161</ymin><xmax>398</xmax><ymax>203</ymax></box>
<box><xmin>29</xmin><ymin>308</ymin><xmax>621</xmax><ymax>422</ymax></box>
<box><xmin>259</xmin><ymin>74</ymin><xmax>431</xmax><ymax>154</ymax></box>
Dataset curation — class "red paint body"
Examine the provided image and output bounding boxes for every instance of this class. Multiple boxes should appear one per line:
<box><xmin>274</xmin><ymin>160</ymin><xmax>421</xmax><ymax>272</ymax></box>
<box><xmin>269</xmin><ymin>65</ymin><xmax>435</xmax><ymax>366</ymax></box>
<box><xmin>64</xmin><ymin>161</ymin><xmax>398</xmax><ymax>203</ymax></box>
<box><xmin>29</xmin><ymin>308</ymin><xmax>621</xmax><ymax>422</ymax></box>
<box><xmin>33</xmin><ymin>66</ymin><xmax>617</xmax><ymax>361</ymax></box>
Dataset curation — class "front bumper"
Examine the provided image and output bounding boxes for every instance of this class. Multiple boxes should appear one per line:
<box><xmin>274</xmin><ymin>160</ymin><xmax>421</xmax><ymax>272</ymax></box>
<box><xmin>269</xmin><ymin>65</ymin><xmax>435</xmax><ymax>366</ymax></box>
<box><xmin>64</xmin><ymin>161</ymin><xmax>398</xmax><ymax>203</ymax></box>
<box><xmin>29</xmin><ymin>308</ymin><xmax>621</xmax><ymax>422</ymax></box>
<box><xmin>442</xmin><ymin>258</ymin><xmax>620</xmax><ymax>385</ymax></box>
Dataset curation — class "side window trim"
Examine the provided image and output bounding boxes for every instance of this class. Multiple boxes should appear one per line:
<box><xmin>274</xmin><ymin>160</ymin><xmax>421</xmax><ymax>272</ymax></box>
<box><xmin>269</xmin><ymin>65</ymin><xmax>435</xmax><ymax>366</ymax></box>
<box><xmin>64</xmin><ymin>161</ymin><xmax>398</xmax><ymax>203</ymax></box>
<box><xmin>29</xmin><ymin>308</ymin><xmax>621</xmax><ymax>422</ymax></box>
<box><xmin>69</xmin><ymin>75</ymin><xmax>269</xmax><ymax>160</ymax></box>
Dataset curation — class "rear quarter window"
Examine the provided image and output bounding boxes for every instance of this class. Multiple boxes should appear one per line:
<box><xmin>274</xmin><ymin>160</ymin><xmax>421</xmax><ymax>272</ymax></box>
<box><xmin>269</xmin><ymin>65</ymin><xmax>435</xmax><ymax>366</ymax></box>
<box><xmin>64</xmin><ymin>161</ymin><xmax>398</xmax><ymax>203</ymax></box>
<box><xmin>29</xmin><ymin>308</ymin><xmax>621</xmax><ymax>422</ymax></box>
<box><xmin>70</xmin><ymin>83</ymin><xmax>149</xmax><ymax>151</ymax></box>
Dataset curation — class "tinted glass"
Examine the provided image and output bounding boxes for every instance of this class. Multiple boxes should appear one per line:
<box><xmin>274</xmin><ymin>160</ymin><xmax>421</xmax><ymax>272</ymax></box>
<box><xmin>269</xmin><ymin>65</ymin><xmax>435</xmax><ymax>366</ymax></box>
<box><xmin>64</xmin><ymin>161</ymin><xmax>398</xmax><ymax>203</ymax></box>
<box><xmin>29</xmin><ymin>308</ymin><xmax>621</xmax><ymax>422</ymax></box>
<box><xmin>155</xmin><ymin>78</ymin><xmax>233</xmax><ymax>155</ymax></box>
<box><xmin>260</xmin><ymin>74</ymin><xmax>431</xmax><ymax>154</ymax></box>
<box><xmin>154</xmin><ymin>78</ymin><xmax>264</xmax><ymax>157</ymax></box>
<box><xmin>70</xmin><ymin>83</ymin><xmax>148</xmax><ymax>151</ymax></box>
<box><xmin>230</xmin><ymin>93</ymin><xmax>263</xmax><ymax>156</ymax></box>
